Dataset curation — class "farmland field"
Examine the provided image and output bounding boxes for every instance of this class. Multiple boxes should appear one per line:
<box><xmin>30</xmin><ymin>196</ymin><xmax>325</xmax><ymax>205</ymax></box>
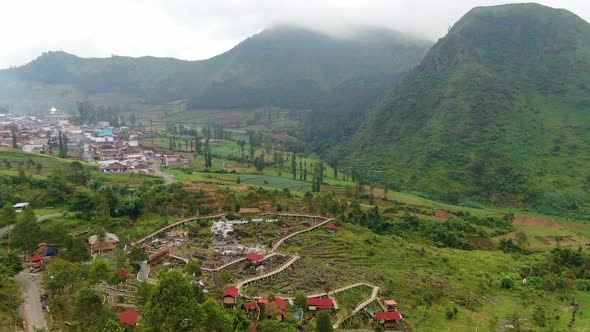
<box><xmin>239</xmin><ymin>174</ymin><xmax>311</xmax><ymax>192</ymax></box>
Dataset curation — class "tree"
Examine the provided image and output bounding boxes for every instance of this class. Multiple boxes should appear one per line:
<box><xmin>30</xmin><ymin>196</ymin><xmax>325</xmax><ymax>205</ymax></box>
<box><xmin>257</xmin><ymin>320</ymin><xmax>298</xmax><ymax>332</ymax></box>
<box><xmin>74</xmin><ymin>289</ymin><xmax>106</xmax><ymax>329</ymax></box>
<box><xmin>201</xmin><ymin>299</ymin><xmax>233</xmax><ymax>331</ymax></box>
<box><xmin>515</xmin><ymin>231</ymin><xmax>529</xmax><ymax>248</ymax></box>
<box><xmin>45</xmin><ymin>259</ymin><xmax>83</xmax><ymax>295</ymax></box>
<box><xmin>10</xmin><ymin>127</ymin><xmax>17</xmax><ymax>149</ymax></box>
<box><xmin>0</xmin><ymin>251</ymin><xmax>23</xmax><ymax>276</ymax></box>
<box><xmin>11</xmin><ymin>209</ymin><xmax>40</xmax><ymax>256</ymax></box>
<box><xmin>204</xmin><ymin>141</ymin><xmax>213</xmax><ymax>168</ymax></box>
<box><xmin>89</xmin><ymin>259</ymin><xmax>112</xmax><ymax>283</ymax></box>
<box><xmin>185</xmin><ymin>259</ymin><xmax>202</xmax><ymax>277</ymax></box>
<box><xmin>294</xmin><ymin>291</ymin><xmax>307</xmax><ymax>312</ymax></box>
<box><xmin>143</xmin><ymin>270</ymin><xmax>204</xmax><ymax>331</ymax></box>
<box><xmin>58</xmin><ymin>131</ymin><xmax>68</xmax><ymax>158</ymax></box>
<box><xmin>0</xmin><ymin>275</ymin><xmax>21</xmax><ymax>327</ymax></box>
<box><xmin>102</xmin><ymin>318</ymin><xmax>127</xmax><ymax>332</ymax></box>
<box><xmin>291</xmin><ymin>153</ymin><xmax>297</xmax><ymax>179</ymax></box>
<box><xmin>128</xmin><ymin>245</ymin><xmax>148</xmax><ymax>263</ymax></box>
<box><xmin>0</xmin><ymin>204</ymin><xmax>16</xmax><ymax>227</ymax></box>
<box><xmin>62</xmin><ymin>238</ymin><xmax>91</xmax><ymax>262</ymax></box>
<box><xmin>237</xmin><ymin>140</ymin><xmax>246</xmax><ymax>161</ymax></box>
<box><xmin>315</xmin><ymin>312</ymin><xmax>334</xmax><ymax>332</ymax></box>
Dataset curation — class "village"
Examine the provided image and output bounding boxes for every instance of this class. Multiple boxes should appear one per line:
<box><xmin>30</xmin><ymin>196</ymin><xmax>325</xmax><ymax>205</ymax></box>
<box><xmin>0</xmin><ymin>107</ymin><xmax>189</xmax><ymax>174</ymax></box>
<box><xmin>20</xmin><ymin>204</ymin><xmax>407</xmax><ymax>331</ymax></box>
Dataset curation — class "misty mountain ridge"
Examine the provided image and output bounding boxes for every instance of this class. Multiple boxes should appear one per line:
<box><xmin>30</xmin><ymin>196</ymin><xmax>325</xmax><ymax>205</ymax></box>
<box><xmin>344</xmin><ymin>3</ymin><xmax>590</xmax><ymax>211</ymax></box>
<box><xmin>0</xmin><ymin>25</ymin><xmax>431</xmax><ymax>113</ymax></box>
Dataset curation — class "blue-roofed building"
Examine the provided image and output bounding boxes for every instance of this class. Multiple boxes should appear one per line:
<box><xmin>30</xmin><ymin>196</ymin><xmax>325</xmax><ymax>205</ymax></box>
<box><xmin>98</xmin><ymin>129</ymin><xmax>113</xmax><ymax>136</ymax></box>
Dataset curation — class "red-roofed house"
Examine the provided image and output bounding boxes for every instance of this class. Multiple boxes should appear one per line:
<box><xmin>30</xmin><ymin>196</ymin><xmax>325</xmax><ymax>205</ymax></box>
<box><xmin>264</xmin><ymin>296</ymin><xmax>288</xmax><ymax>321</ymax></box>
<box><xmin>118</xmin><ymin>310</ymin><xmax>140</xmax><ymax>327</ymax></box>
<box><xmin>223</xmin><ymin>286</ymin><xmax>239</xmax><ymax>307</ymax></box>
<box><xmin>307</xmin><ymin>297</ymin><xmax>333</xmax><ymax>312</ymax></box>
<box><xmin>375</xmin><ymin>310</ymin><xmax>403</xmax><ymax>327</ymax></box>
<box><xmin>244</xmin><ymin>253</ymin><xmax>265</xmax><ymax>266</ymax></box>
<box><xmin>244</xmin><ymin>301</ymin><xmax>259</xmax><ymax>312</ymax></box>
<box><xmin>258</xmin><ymin>298</ymin><xmax>269</xmax><ymax>305</ymax></box>
<box><xmin>327</xmin><ymin>224</ymin><xmax>337</xmax><ymax>232</ymax></box>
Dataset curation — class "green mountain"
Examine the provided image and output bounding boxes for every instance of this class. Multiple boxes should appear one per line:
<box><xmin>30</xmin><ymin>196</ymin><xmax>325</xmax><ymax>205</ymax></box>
<box><xmin>346</xmin><ymin>3</ymin><xmax>590</xmax><ymax>212</ymax></box>
<box><xmin>0</xmin><ymin>26</ymin><xmax>430</xmax><ymax>113</ymax></box>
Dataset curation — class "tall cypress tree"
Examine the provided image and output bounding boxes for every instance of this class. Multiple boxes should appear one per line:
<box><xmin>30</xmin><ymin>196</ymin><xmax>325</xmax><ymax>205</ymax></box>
<box><xmin>291</xmin><ymin>153</ymin><xmax>297</xmax><ymax>179</ymax></box>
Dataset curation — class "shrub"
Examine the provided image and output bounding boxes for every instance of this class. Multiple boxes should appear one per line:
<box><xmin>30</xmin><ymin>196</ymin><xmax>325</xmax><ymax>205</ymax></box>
<box><xmin>501</xmin><ymin>276</ymin><xmax>515</xmax><ymax>289</ymax></box>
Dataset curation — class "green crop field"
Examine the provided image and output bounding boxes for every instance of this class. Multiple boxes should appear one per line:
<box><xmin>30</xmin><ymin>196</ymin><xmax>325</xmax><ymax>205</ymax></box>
<box><xmin>238</xmin><ymin>174</ymin><xmax>311</xmax><ymax>192</ymax></box>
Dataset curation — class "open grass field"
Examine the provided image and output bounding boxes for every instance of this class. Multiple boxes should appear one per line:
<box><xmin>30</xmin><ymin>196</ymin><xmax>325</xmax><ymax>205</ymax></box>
<box><xmin>333</xmin><ymin>285</ymin><xmax>374</xmax><ymax>311</ymax></box>
<box><xmin>0</xmin><ymin>147</ymin><xmax>96</xmax><ymax>174</ymax></box>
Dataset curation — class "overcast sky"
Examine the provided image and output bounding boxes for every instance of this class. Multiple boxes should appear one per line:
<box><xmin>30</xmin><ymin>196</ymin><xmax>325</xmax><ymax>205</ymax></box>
<box><xmin>1</xmin><ymin>0</ymin><xmax>588</xmax><ymax>68</ymax></box>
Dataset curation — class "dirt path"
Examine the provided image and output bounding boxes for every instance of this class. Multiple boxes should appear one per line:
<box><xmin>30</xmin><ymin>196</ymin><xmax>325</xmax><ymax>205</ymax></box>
<box><xmin>150</xmin><ymin>158</ymin><xmax>176</xmax><ymax>184</ymax></box>
<box><xmin>15</xmin><ymin>270</ymin><xmax>47</xmax><ymax>332</ymax></box>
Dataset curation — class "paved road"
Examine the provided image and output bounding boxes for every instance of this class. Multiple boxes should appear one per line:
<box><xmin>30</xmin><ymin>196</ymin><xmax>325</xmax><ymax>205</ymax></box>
<box><xmin>15</xmin><ymin>270</ymin><xmax>47</xmax><ymax>332</ymax></box>
<box><xmin>137</xmin><ymin>261</ymin><xmax>156</xmax><ymax>284</ymax></box>
<box><xmin>150</xmin><ymin>158</ymin><xmax>176</xmax><ymax>184</ymax></box>
<box><xmin>0</xmin><ymin>212</ymin><xmax>62</xmax><ymax>238</ymax></box>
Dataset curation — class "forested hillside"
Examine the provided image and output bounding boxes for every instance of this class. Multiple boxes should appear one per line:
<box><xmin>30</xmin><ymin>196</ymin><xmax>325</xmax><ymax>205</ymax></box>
<box><xmin>345</xmin><ymin>3</ymin><xmax>590</xmax><ymax>213</ymax></box>
<box><xmin>0</xmin><ymin>26</ymin><xmax>430</xmax><ymax>114</ymax></box>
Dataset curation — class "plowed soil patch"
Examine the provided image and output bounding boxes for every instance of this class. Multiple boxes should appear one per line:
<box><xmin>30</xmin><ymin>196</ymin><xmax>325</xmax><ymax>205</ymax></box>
<box><xmin>513</xmin><ymin>216</ymin><xmax>562</xmax><ymax>228</ymax></box>
<box><xmin>435</xmin><ymin>209</ymin><xmax>455</xmax><ymax>218</ymax></box>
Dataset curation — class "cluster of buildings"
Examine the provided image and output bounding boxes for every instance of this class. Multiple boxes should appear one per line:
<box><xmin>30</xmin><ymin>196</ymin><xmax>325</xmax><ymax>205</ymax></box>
<box><xmin>222</xmin><ymin>285</ymin><xmax>404</xmax><ymax>329</ymax></box>
<box><xmin>1</xmin><ymin>107</ymin><xmax>191</xmax><ymax>174</ymax></box>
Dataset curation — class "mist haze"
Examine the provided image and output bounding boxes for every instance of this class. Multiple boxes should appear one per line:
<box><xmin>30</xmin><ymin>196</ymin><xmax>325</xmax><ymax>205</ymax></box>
<box><xmin>2</xmin><ymin>0</ymin><xmax>589</xmax><ymax>68</ymax></box>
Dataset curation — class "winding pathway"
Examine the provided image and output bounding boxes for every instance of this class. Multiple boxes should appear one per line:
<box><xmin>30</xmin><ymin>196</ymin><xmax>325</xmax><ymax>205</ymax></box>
<box><xmin>150</xmin><ymin>157</ymin><xmax>176</xmax><ymax>184</ymax></box>
<box><xmin>236</xmin><ymin>255</ymin><xmax>300</xmax><ymax>289</ymax></box>
<box><xmin>15</xmin><ymin>270</ymin><xmax>47</xmax><ymax>332</ymax></box>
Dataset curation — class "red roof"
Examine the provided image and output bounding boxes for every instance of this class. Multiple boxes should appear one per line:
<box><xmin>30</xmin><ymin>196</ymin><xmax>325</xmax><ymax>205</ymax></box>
<box><xmin>250</xmin><ymin>324</ymin><xmax>257</xmax><ymax>332</ymax></box>
<box><xmin>223</xmin><ymin>286</ymin><xmax>239</xmax><ymax>298</ymax></box>
<box><xmin>307</xmin><ymin>297</ymin><xmax>333</xmax><ymax>309</ymax></box>
<box><xmin>118</xmin><ymin>269</ymin><xmax>129</xmax><ymax>277</ymax></box>
<box><xmin>376</xmin><ymin>310</ymin><xmax>402</xmax><ymax>321</ymax></box>
<box><xmin>31</xmin><ymin>255</ymin><xmax>43</xmax><ymax>262</ymax></box>
<box><xmin>244</xmin><ymin>253</ymin><xmax>265</xmax><ymax>262</ymax></box>
<box><xmin>327</xmin><ymin>224</ymin><xmax>337</xmax><ymax>230</ymax></box>
<box><xmin>258</xmin><ymin>298</ymin><xmax>269</xmax><ymax>304</ymax></box>
<box><xmin>274</xmin><ymin>297</ymin><xmax>287</xmax><ymax>313</ymax></box>
<box><xmin>244</xmin><ymin>301</ymin><xmax>259</xmax><ymax>310</ymax></box>
<box><xmin>118</xmin><ymin>310</ymin><xmax>140</xmax><ymax>326</ymax></box>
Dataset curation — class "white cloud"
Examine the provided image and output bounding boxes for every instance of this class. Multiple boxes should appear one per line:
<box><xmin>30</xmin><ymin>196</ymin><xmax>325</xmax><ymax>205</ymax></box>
<box><xmin>0</xmin><ymin>0</ymin><xmax>588</xmax><ymax>68</ymax></box>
